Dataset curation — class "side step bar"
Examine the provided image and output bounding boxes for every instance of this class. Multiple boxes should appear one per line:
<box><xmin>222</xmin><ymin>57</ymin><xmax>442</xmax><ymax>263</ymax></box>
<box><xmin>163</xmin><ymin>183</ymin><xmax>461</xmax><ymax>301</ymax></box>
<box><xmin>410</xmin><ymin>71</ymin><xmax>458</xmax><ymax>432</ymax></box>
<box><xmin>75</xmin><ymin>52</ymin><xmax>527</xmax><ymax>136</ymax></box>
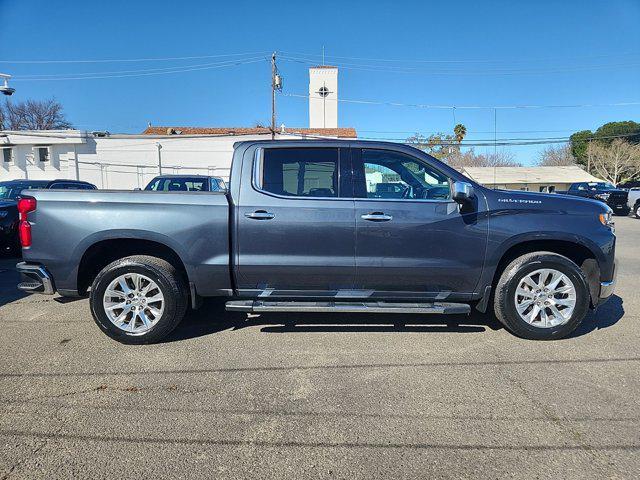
<box><xmin>225</xmin><ymin>300</ymin><xmax>471</xmax><ymax>315</ymax></box>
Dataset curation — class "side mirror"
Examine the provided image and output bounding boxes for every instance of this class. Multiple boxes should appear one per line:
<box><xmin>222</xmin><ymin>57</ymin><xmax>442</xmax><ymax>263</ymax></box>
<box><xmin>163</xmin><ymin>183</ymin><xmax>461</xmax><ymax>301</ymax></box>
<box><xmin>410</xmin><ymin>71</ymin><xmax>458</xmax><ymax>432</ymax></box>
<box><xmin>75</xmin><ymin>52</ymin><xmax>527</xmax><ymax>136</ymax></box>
<box><xmin>452</xmin><ymin>181</ymin><xmax>474</xmax><ymax>204</ymax></box>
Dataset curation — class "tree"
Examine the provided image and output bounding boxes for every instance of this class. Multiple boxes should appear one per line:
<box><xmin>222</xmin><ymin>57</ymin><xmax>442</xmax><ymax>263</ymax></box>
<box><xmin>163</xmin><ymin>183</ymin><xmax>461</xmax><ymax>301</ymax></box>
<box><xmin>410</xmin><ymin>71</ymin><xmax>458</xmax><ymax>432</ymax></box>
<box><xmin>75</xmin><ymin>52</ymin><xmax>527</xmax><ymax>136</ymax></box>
<box><xmin>537</xmin><ymin>144</ymin><xmax>576</xmax><ymax>166</ymax></box>
<box><xmin>453</xmin><ymin>123</ymin><xmax>467</xmax><ymax>143</ymax></box>
<box><xmin>446</xmin><ymin>148</ymin><xmax>520</xmax><ymax>171</ymax></box>
<box><xmin>406</xmin><ymin>124</ymin><xmax>467</xmax><ymax>160</ymax></box>
<box><xmin>595</xmin><ymin>121</ymin><xmax>640</xmax><ymax>145</ymax></box>
<box><xmin>1</xmin><ymin>98</ymin><xmax>72</xmax><ymax>130</ymax></box>
<box><xmin>570</xmin><ymin>121</ymin><xmax>640</xmax><ymax>170</ymax></box>
<box><xmin>587</xmin><ymin>139</ymin><xmax>640</xmax><ymax>185</ymax></box>
<box><xmin>406</xmin><ymin>132</ymin><xmax>458</xmax><ymax>159</ymax></box>
<box><xmin>569</xmin><ymin>130</ymin><xmax>594</xmax><ymax>167</ymax></box>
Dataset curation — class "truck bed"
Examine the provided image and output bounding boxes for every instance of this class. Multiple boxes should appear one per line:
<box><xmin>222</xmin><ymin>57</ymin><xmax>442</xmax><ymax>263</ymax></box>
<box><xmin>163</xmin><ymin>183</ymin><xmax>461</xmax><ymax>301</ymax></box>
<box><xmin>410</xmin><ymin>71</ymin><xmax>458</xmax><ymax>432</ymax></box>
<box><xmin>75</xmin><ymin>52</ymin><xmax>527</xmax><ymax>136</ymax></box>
<box><xmin>22</xmin><ymin>189</ymin><xmax>231</xmax><ymax>297</ymax></box>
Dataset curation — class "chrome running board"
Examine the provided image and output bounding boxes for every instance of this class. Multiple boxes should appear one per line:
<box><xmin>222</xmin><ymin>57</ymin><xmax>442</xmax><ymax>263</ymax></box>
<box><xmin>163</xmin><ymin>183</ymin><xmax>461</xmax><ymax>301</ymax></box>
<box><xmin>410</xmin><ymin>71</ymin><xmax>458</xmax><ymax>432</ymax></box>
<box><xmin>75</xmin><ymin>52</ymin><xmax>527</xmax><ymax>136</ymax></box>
<box><xmin>225</xmin><ymin>300</ymin><xmax>470</xmax><ymax>315</ymax></box>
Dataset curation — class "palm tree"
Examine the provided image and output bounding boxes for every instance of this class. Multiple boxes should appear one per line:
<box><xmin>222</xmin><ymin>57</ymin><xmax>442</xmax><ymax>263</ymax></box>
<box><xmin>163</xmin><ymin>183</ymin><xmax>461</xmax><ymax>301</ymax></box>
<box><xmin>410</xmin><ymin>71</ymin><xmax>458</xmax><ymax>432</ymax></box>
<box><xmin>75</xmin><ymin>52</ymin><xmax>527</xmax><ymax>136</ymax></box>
<box><xmin>454</xmin><ymin>123</ymin><xmax>467</xmax><ymax>143</ymax></box>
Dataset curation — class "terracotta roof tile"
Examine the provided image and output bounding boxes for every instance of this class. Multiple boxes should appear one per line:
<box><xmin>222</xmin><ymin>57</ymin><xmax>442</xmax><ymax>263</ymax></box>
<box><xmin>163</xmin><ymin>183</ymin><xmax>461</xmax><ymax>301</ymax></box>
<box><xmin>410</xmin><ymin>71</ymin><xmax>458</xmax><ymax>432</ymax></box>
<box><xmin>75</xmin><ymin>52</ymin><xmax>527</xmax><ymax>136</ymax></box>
<box><xmin>142</xmin><ymin>126</ymin><xmax>357</xmax><ymax>138</ymax></box>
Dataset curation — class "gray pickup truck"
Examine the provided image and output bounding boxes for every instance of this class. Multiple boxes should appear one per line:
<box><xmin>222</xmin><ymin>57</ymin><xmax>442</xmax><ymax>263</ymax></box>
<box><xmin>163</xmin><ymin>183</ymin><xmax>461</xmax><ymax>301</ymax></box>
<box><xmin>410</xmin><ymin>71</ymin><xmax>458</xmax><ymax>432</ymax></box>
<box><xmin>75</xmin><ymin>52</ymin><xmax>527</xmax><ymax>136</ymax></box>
<box><xmin>16</xmin><ymin>140</ymin><xmax>616</xmax><ymax>343</ymax></box>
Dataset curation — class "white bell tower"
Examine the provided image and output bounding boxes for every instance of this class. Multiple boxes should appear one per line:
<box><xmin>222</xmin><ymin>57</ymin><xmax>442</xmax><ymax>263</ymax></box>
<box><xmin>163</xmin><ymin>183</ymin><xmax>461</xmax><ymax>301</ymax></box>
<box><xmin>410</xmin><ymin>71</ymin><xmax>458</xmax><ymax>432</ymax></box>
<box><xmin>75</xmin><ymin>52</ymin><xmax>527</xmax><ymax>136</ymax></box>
<box><xmin>309</xmin><ymin>66</ymin><xmax>338</xmax><ymax>128</ymax></box>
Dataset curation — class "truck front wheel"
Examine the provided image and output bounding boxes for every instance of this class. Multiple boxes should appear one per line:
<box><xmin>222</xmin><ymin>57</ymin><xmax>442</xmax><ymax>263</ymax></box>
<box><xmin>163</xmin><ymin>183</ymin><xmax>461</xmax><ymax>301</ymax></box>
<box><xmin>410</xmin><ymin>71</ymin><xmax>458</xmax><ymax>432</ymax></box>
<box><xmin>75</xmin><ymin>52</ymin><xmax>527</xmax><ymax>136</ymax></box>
<box><xmin>89</xmin><ymin>255</ymin><xmax>188</xmax><ymax>344</ymax></box>
<box><xmin>493</xmin><ymin>252</ymin><xmax>590</xmax><ymax>340</ymax></box>
<box><xmin>635</xmin><ymin>202</ymin><xmax>640</xmax><ymax>219</ymax></box>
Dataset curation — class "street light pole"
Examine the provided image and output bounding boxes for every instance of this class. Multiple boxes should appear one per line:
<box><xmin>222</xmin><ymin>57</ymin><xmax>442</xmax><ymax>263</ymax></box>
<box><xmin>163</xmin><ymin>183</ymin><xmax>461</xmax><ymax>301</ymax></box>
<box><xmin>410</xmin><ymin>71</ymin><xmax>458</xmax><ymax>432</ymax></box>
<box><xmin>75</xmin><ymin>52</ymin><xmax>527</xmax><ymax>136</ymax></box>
<box><xmin>0</xmin><ymin>73</ymin><xmax>15</xmax><ymax>96</ymax></box>
<box><xmin>156</xmin><ymin>143</ymin><xmax>163</xmax><ymax>175</ymax></box>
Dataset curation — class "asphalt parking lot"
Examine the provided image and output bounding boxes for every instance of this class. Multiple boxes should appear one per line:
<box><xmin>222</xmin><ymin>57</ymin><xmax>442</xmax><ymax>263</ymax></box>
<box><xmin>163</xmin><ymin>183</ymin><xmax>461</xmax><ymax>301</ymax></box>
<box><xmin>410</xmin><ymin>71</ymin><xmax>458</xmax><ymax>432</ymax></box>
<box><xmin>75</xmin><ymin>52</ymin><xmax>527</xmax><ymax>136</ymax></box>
<box><xmin>0</xmin><ymin>216</ymin><xmax>638</xmax><ymax>479</ymax></box>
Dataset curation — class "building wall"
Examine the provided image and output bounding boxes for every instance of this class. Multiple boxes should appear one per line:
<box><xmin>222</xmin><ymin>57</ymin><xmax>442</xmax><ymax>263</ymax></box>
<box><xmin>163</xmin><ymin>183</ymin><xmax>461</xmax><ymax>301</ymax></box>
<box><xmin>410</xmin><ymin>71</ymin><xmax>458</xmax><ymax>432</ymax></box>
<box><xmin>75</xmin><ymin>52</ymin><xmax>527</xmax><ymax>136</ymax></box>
<box><xmin>0</xmin><ymin>132</ymin><xmax>313</xmax><ymax>189</ymax></box>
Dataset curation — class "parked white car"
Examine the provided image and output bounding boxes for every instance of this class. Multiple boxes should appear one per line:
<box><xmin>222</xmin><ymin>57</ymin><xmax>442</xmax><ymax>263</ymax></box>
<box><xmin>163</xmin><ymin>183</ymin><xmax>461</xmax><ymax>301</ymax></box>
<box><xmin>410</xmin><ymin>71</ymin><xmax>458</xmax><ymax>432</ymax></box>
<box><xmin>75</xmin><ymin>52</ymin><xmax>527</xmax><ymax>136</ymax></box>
<box><xmin>628</xmin><ymin>187</ymin><xmax>640</xmax><ymax>218</ymax></box>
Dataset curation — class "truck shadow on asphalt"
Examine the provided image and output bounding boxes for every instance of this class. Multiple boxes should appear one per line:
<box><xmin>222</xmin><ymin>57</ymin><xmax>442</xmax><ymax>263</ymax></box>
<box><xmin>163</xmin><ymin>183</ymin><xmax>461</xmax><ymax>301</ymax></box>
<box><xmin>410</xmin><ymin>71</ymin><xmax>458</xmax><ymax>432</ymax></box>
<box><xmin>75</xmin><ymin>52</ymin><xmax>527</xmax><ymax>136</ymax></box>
<box><xmin>569</xmin><ymin>294</ymin><xmax>625</xmax><ymax>338</ymax></box>
<box><xmin>0</xmin><ymin>256</ymin><xmax>27</xmax><ymax>307</ymax></box>
<box><xmin>166</xmin><ymin>295</ymin><xmax>625</xmax><ymax>343</ymax></box>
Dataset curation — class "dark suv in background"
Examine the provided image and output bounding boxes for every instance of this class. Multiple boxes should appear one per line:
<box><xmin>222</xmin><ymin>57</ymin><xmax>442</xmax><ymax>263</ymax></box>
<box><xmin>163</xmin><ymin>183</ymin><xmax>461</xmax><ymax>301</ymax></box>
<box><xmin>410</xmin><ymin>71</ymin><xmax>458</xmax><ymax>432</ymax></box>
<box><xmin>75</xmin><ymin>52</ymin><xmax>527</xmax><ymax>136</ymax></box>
<box><xmin>564</xmin><ymin>182</ymin><xmax>629</xmax><ymax>215</ymax></box>
<box><xmin>0</xmin><ymin>179</ymin><xmax>96</xmax><ymax>255</ymax></box>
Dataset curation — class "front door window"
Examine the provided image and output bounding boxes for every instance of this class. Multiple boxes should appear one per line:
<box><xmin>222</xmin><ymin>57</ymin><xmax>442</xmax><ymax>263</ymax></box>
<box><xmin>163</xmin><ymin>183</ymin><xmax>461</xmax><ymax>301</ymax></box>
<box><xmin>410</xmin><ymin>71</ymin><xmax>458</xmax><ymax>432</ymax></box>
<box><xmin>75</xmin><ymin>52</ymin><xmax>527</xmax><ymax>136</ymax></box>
<box><xmin>359</xmin><ymin>149</ymin><xmax>451</xmax><ymax>201</ymax></box>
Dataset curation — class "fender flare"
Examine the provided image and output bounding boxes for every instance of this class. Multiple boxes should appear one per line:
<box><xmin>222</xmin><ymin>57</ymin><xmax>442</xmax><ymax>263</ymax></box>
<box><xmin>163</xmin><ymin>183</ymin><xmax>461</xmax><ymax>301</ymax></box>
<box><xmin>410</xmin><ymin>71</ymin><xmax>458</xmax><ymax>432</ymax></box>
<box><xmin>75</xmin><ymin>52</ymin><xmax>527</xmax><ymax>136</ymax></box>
<box><xmin>71</xmin><ymin>229</ymin><xmax>194</xmax><ymax>289</ymax></box>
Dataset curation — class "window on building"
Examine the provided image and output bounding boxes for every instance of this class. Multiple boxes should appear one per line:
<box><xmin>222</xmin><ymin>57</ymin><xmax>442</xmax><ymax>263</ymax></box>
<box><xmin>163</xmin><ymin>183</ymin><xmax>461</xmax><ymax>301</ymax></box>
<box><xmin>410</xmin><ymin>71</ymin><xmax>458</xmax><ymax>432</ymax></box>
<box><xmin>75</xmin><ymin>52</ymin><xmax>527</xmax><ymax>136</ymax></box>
<box><xmin>259</xmin><ymin>148</ymin><xmax>339</xmax><ymax>198</ymax></box>
<box><xmin>356</xmin><ymin>149</ymin><xmax>450</xmax><ymax>200</ymax></box>
<box><xmin>35</xmin><ymin>146</ymin><xmax>50</xmax><ymax>162</ymax></box>
<box><xmin>1</xmin><ymin>147</ymin><xmax>12</xmax><ymax>163</ymax></box>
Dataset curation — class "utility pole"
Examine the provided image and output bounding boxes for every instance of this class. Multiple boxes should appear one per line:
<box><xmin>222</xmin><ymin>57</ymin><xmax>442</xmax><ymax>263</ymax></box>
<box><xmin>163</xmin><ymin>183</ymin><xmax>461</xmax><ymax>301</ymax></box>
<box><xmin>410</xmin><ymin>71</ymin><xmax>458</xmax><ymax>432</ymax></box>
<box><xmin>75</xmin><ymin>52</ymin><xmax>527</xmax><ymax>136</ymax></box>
<box><xmin>270</xmin><ymin>52</ymin><xmax>283</xmax><ymax>140</ymax></box>
<box><xmin>271</xmin><ymin>52</ymin><xmax>276</xmax><ymax>139</ymax></box>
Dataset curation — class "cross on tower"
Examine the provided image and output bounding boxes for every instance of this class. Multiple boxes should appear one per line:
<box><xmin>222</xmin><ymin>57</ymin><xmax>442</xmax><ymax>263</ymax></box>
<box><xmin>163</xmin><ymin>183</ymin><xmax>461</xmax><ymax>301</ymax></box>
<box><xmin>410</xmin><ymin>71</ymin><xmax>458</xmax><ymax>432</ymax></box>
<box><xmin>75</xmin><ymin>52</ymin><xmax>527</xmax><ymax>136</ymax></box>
<box><xmin>317</xmin><ymin>85</ymin><xmax>332</xmax><ymax>97</ymax></box>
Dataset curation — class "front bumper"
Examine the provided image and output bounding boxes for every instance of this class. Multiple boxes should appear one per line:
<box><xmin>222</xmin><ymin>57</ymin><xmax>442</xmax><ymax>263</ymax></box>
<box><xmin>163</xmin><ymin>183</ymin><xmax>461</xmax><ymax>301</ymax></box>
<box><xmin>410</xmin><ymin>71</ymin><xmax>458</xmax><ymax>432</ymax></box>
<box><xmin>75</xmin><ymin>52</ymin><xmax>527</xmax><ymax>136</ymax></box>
<box><xmin>16</xmin><ymin>262</ymin><xmax>56</xmax><ymax>295</ymax></box>
<box><xmin>598</xmin><ymin>261</ymin><xmax>617</xmax><ymax>304</ymax></box>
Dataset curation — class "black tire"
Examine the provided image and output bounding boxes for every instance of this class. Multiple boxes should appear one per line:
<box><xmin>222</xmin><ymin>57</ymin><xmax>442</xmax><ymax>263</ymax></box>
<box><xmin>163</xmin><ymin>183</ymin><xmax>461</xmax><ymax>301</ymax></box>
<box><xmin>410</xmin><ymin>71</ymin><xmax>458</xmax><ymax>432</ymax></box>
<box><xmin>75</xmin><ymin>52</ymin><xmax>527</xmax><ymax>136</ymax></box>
<box><xmin>635</xmin><ymin>202</ymin><xmax>640</xmax><ymax>219</ymax></box>
<box><xmin>493</xmin><ymin>252</ymin><xmax>590</xmax><ymax>340</ymax></box>
<box><xmin>89</xmin><ymin>255</ymin><xmax>188</xmax><ymax>344</ymax></box>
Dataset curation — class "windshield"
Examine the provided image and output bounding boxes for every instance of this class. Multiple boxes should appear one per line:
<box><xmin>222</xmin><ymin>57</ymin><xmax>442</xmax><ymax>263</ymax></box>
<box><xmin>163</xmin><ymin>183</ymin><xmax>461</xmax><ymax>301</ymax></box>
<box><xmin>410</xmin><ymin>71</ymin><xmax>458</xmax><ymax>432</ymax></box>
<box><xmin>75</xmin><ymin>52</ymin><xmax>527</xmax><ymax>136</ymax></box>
<box><xmin>0</xmin><ymin>184</ymin><xmax>39</xmax><ymax>200</ymax></box>
<box><xmin>577</xmin><ymin>182</ymin><xmax>617</xmax><ymax>191</ymax></box>
<box><xmin>145</xmin><ymin>177</ymin><xmax>208</xmax><ymax>192</ymax></box>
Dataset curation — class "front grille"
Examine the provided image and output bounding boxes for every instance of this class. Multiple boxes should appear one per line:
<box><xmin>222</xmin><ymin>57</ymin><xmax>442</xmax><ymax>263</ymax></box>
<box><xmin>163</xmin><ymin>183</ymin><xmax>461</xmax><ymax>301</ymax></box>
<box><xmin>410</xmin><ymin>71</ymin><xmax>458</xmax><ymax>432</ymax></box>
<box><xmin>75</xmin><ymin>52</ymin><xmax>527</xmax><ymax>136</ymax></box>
<box><xmin>608</xmin><ymin>192</ymin><xmax>628</xmax><ymax>203</ymax></box>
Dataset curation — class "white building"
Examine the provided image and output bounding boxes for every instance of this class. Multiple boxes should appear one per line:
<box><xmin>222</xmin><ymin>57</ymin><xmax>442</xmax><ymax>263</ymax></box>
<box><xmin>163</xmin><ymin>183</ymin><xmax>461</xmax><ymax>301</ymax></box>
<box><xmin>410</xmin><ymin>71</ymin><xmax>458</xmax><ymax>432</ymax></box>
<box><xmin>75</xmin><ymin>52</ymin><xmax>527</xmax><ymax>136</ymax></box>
<box><xmin>0</xmin><ymin>66</ymin><xmax>355</xmax><ymax>189</ymax></box>
<box><xmin>460</xmin><ymin>166</ymin><xmax>605</xmax><ymax>192</ymax></box>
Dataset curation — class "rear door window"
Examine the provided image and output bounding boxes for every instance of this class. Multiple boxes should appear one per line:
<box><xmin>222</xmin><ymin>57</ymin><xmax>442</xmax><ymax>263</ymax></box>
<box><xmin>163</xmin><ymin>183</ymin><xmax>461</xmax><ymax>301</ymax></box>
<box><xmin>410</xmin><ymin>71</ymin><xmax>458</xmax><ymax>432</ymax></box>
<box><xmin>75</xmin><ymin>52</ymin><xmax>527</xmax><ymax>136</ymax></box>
<box><xmin>258</xmin><ymin>148</ymin><xmax>340</xmax><ymax>198</ymax></box>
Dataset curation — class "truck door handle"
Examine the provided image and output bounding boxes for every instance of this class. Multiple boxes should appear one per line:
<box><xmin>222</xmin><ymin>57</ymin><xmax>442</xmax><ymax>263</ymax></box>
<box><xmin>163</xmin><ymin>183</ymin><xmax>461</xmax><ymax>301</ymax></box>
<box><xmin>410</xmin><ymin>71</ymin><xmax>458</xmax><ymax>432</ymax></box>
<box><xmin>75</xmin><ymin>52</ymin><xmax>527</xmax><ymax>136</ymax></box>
<box><xmin>245</xmin><ymin>210</ymin><xmax>275</xmax><ymax>220</ymax></box>
<box><xmin>361</xmin><ymin>212</ymin><xmax>393</xmax><ymax>222</ymax></box>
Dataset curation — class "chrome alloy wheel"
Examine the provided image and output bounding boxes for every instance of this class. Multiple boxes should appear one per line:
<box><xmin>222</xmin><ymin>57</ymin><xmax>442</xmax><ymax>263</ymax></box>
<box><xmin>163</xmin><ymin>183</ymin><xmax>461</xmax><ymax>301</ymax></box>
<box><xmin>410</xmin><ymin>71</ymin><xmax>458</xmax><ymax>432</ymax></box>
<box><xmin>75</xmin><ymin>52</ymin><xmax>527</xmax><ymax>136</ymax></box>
<box><xmin>514</xmin><ymin>268</ymin><xmax>577</xmax><ymax>328</ymax></box>
<box><xmin>103</xmin><ymin>273</ymin><xmax>165</xmax><ymax>334</ymax></box>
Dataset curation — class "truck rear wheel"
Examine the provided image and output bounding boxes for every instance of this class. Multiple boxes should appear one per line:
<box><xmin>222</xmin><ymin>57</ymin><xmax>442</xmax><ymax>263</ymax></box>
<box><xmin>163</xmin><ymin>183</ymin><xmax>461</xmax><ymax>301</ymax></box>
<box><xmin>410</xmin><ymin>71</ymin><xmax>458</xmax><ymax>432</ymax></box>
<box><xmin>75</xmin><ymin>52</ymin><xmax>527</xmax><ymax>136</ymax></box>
<box><xmin>493</xmin><ymin>252</ymin><xmax>590</xmax><ymax>340</ymax></box>
<box><xmin>89</xmin><ymin>255</ymin><xmax>188</xmax><ymax>344</ymax></box>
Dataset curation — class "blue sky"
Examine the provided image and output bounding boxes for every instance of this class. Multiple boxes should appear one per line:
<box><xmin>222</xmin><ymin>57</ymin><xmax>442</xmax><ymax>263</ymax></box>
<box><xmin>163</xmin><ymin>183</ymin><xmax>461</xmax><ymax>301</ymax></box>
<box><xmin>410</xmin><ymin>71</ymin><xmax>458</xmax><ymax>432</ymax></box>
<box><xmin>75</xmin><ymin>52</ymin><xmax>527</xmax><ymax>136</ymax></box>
<box><xmin>1</xmin><ymin>0</ymin><xmax>639</xmax><ymax>164</ymax></box>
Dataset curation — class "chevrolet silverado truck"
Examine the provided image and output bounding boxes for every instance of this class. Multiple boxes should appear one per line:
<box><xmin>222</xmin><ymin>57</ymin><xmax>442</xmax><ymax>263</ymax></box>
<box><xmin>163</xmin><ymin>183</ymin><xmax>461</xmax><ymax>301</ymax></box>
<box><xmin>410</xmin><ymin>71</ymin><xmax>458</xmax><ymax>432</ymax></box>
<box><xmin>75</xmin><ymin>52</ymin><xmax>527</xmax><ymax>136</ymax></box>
<box><xmin>15</xmin><ymin>141</ymin><xmax>616</xmax><ymax>343</ymax></box>
<box><xmin>563</xmin><ymin>181</ymin><xmax>630</xmax><ymax>216</ymax></box>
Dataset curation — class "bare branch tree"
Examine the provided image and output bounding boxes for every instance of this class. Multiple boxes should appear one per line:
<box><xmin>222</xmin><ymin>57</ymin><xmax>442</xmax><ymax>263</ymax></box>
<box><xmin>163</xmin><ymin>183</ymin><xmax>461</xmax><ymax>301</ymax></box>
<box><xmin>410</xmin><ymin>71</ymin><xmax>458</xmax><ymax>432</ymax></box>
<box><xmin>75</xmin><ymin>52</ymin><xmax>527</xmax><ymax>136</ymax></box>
<box><xmin>587</xmin><ymin>139</ymin><xmax>640</xmax><ymax>185</ymax></box>
<box><xmin>537</xmin><ymin>144</ymin><xmax>576</xmax><ymax>166</ymax></box>
<box><xmin>445</xmin><ymin>148</ymin><xmax>520</xmax><ymax>171</ymax></box>
<box><xmin>2</xmin><ymin>98</ymin><xmax>72</xmax><ymax>130</ymax></box>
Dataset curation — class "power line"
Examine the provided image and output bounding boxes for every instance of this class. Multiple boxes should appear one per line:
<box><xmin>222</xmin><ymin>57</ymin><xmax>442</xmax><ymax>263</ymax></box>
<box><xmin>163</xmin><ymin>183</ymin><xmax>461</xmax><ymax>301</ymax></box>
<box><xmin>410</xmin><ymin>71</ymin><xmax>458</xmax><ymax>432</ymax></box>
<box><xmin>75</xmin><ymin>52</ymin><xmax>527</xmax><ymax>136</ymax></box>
<box><xmin>12</xmin><ymin>58</ymin><xmax>268</xmax><ymax>81</ymax></box>
<box><xmin>0</xmin><ymin>51</ymin><xmax>270</xmax><ymax>64</ymax></box>
<box><xmin>276</xmin><ymin>130</ymin><xmax>639</xmax><ymax>146</ymax></box>
<box><xmin>279</xmin><ymin>55</ymin><xmax>640</xmax><ymax>76</ymax></box>
<box><xmin>280</xmin><ymin>50</ymin><xmax>640</xmax><ymax>65</ymax></box>
<box><xmin>13</xmin><ymin>56</ymin><xmax>268</xmax><ymax>79</ymax></box>
<box><xmin>282</xmin><ymin>92</ymin><xmax>640</xmax><ymax>111</ymax></box>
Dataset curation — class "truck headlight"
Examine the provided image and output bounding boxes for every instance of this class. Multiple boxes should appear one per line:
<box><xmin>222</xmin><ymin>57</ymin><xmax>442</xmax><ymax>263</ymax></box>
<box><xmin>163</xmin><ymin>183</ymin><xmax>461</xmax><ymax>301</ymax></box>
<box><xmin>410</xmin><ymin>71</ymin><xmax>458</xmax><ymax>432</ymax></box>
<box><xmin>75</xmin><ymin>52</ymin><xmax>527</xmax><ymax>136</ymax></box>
<box><xmin>599</xmin><ymin>211</ymin><xmax>615</xmax><ymax>231</ymax></box>
<box><xmin>595</xmin><ymin>193</ymin><xmax>610</xmax><ymax>201</ymax></box>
